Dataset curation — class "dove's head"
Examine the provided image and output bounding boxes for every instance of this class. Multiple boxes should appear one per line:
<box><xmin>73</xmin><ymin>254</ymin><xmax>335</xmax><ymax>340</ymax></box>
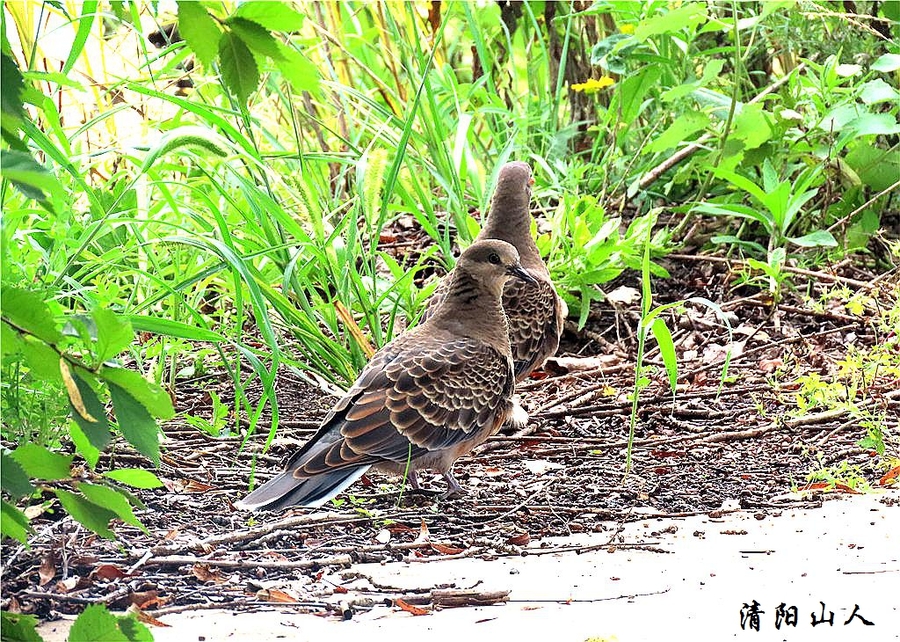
<box><xmin>457</xmin><ymin>239</ymin><xmax>537</xmax><ymax>297</ymax></box>
<box><xmin>482</xmin><ymin>162</ymin><xmax>534</xmax><ymax>241</ymax></box>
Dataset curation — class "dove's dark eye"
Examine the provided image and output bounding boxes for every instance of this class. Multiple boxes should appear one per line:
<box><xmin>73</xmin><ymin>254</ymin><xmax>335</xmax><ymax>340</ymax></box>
<box><xmin>488</xmin><ymin>252</ymin><xmax>501</xmax><ymax>265</ymax></box>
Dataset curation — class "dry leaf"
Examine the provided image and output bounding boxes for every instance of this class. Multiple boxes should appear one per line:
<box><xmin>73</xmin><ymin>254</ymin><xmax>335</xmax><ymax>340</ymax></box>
<box><xmin>394</xmin><ymin>598</ymin><xmax>429</xmax><ymax>616</ymax></box>
<box><xmin>94</xmin><ymin>564</ymin><xmax>131</xmax><ymax>581</ymax></box>
<box><xmin>878</xmin><ymin>466</ymin><xmax>899</xmax><ymax>486</ymax></box>
<box><xmin>192</xmin><ymin>564</ymin><xmax>227</xmax><ymax>584</ymax></box>
<box><xmin>523</xmin><ymin>460</ymin><xmax>564</xmax><ymax>476</ymax></box>
<box><xmin>413</xmin><ymin>519</ymin><xmax>430</xmax><ymax>544</ymax></box>
<box><xmin>38</xmin><ymin>554</ymin><xmax>56</xmax><ymax>586</ymax></box>
<box><xmin>430</xmin><ymin>542</ymin><xmax>464</xmax><ymax>555</ymax></box>
<box><xmin>546</xmin><ymin>355</ymin><xmax>620</xmax><ymax>373</ymax></box>
<box><xmin>606</xmin><ymin>285</ymin><xmax>640</xmax><ymax>305</ymax></box>
<box><xmin>182</xmin><ymin>480</ymin><xmax>213</xmax><ymax>493</ymax></box>
<box><xmin>334</xmin><ymin>300</ymin><xmax>375</xmax><ymax>358</ymax></box>
<box><xmin>126</xmin><ymin>605</ymin><xmax>170</xmax><ymax>628</ymax></box>
<box><xmin>256</xmin><ymin>588</ymin><xmax>298</xmax><ymax>603</ymax></box>
<box><xmin>60</xmin><ymin>359</ymin><xmax>97</xmax><ymax>421</ymax></box>
<box><xmin>24</xmin><ymin>504</ymin><xmax>48</xmax><ymax>519</ymax></box>
<box><xmin>55</xmin><ymin>577</ymin><xmax>79</xmax><ymax>593</ymax></box>
<box><xmin>130</xmin><ymin>590</ymin><xmax>163</xmax><ymax>610</ymax></box>
<box><xmin>506</xmin><ymin>533</ymin><xmax>530</xmax><ymax>547</ymax></box>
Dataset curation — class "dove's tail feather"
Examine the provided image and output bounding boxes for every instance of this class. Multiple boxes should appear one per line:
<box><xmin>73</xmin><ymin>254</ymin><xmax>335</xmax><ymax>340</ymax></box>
<box><xmin>235</xmin><ymin>466</ymin><xmax>371</xmax><ymax>511</ymax></box>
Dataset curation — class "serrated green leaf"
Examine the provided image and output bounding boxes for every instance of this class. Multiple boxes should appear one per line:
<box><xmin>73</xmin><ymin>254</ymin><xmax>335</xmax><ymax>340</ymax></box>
<box><xmin>234</xmin><ymin>1</ymin><xmax>306</xmax><ymax>31</ymax></box>
<box><xmin>1</xmin><ymin>452</ymin><xmax>34</xmax><ymax>499</ymax></box>
<box><xmin>1</xmin><ymin>320</ymin><xmax>23</xmax><ymax>355</ymax></box>
<box><xmin>227</xmin><ymin>17</ymin><xmax>284</xmax><ymax>61</ymax></box>
<box><xmin>108</xmin><ymin>383</ymin><xmax>161</xmax><ymax>465</ymax></box>
<box><xmin>0</xmin><ymin>609</ymin><xmax>42</xmax><ymax>641</ymax></box>
<box><xmin>100</xmin><ymin>367</ymin><xmax>174</xmax><ymax>420</ymax></box>
<box><xmin>177</xmin><ymin>0</ymin><xmax>221</xmax><ymax>67</ymax></box>
<box><xmin>92</xmin><ymin>308</ymin><xmax>133</xmax><ymax>363</ymax></box>
<box><xmin>0</xmin><ymin>285</ymin><xmax>62</xmax><ymax>344</ymax></box>
<box><xmin>19</xmin><ymin>337</ymin><xmax>62</xmax><ymax>382</ymax></box>
<box><xmin>68</xmin><ymin>604</ymin><xmax>127</xmax><ymax>642</ymax></box>
<box><xmin>273</xmin><ymin>44</ymin><xmax>321</xmax><ymax>94</ymax></box>
<box><xmin>218</xmin><ymin>31</ymin><xmax>259</xmax><ymax>103</ymax></box>
<box><xmin>103</xmin><ymin>468</ymin><xmax>163</xmax><ymax>489</ymax></box>
<box><xmin>10</xmin><ymin>444</ymin><xmax>73</xmax><ymax>481</ymax></box>
<box><xmin>117</xmin><ymin>616</ymin><xmax>153</xmax><ymax>642</ymax></box>
<box><xmin>69</xmin><ymin>371</ymin><xmax>112</xmax><ymax>453</ymax></box>
<box><xmin>69</xmin><ymin>419</ymin><xmax>101</xmax><ymax>469</ymax></box>
<box><xmin>54</xmin><ymin>489</ymin><xmax>116</xmax><ymax>540</ymax></box>
<box><xmin>76</xmin><ymin>482</ymin><xmax>145</xmax><ymax>532</ymax></box>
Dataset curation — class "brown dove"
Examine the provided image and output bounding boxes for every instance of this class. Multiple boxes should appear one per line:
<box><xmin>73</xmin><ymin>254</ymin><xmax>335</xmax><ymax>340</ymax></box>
<box><xmin>236</xmin><ymin>240</ymin><xmax>536</xmax><ymax>511</ymax></box>
<box><xmin>424</xmin><ymin>161</ymin><xmax>567</xmax><ymax>384</ymax></box>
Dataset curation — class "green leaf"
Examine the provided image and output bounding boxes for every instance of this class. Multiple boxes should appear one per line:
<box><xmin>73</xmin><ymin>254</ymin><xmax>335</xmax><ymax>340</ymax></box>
<box><xmin>234</xmin><ymin>1</ymin><xmax>306</xmax><ymax>31</ymax></box>
<box><xmin>62</xmin><ymin>1</ymin><xmax>97</xmax><ymax>75</ymax></box>
<box><xmin>69</xmin><ymin>420</ymin><xmax>101</xmax><ymax>469</ymax></box>
<box><xmin>218</xmin><ymin>31</ymin><xmax>259</xmax><ymax>103</ymax></box>
<box><xmin>274</xmin><ymin>42</ymin><xmax>321</xmax><ymax>94</ymax></box>
<box><xmin>617</xmin><ymin>65</ymin><xmax>662</xmax><ymax>125</ymax></box>
<box><xmin>871</xmin><ymin>53</ymin><xmax>900</xmax><ymax>73</ymax></box>
<box><xmin>1</xmin><ymin>452</ymin><xmax>33</xmax><ymax>499</ymax></box>
<box><xmin>92</xmin><ymin>308</ymin><xmax>133</xmax><ymax>363</ymax></box>
<box><xmin>0</xmin><ymin>149</ymin><xmax>65</xmax><ymax>202</ymax></box>
<box><xmin>68</xmin><ymin>371</ymin><xmax>112</xmax><ymax>453</ymax></box>
<box><xmin>859</xmin><ymin>79</ymin><xmax>899</xmax><ymax>105</ymax></box>
<box><xmin>729</xmin><ymin>104</ymin><xmax>772</xmax><ymax>151</ymax></box>
<box><xmin>100</xmin><ymin>367</ymin><xmax>174</xmax><ymax>420</ymax></box>
<box><xmin>53</xmin><ymin>489</ymin><xmax>116</xmax><ymax>540</ymax></box>
<box><xmin>10</xmin><ymin>444</ymin><xmax>73</xmax><ymax>481</ymax></box>
<box><xmin>117</xmin><ymin>616</ymin><xmax>153</xmax><ymax>642</ymax></box>
<box><xmin>650</xmin><ymin>318</ymin><xmax>678</xmax><ymax>393</ymax></box>
<box><xmin>1</xmin><ymin>53</ymin><xmax>27</xmax><ymax>128</ymax></box>
<box><xmin>647</xmin><ymin>112</ymin><xmax>709</xmax><ymax>153</ymax></box>
<box><xmin>0</xmin><ymin>285</ymin><xmax>62</xmax><ymax>344</ymax></box>
<box><xmin>1</xmin><ymin>499</ymin><xmax>32</xmax><ymax>544</ymax></box>
<box><xmin>108</xmin><ymin>383</ymin><xmax>161</xmax><ymax>465</ymax></box>
<box><xmin>103</xmin><ymin>468</ymin><xmax>164</xmax><ymax>489</ymax></box>
<box><xmin>0</xmin><ymin>321</ymin><xmax>22</xmax><ymax>355</ymax></box>
<box><xmin>0</xmin><ymin>610</ymin><xmax>42</xmax><ymax>642</ymax></box>
<box><xmin>177</xmin><ymin>0</ymin><xmax>221</xmax><ymax>68</ymax></box>
<box><xmin>68</xmin><ymin>604</ymin><xmax>131</xmax><ymax>642</ymax></box>
<box><xmin>76</xmin><ymin>483</ymin><xmax>145</xmax><ymax>532</ymax></box>
<box><xmin>227</xmin><ymin>17</ymin><xmax>284</xmax><ymax>61</ymax></box>
<box><xmin>126</xmin><ymin>315</ymin><xmax>225</xmax><ymax>342</ymax></box>
<box><xmin>19</xmin><ymin>338</ymin><xmax>62</xmax><ymax>382</ymax></box>
<box><xmin>788</xmin><ymin>230</ymin><xmax>838</xmax><ymax>248</ymax></box>
<box><xmin>634</xmin><ymin>3</ymin><xmax>707</xmax><ymax>40</ymax></box>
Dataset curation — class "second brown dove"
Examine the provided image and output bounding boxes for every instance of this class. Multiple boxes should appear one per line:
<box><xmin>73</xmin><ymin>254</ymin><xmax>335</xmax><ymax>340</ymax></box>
<box><xmin>424</xmin><ymin>161</ymin><xmax>567</xmax><ymax>386</ymax></box>
<box><xmin>236</xmin><ymin>239</ymin><xmax>535</xmax><ymax>511</ymax></box>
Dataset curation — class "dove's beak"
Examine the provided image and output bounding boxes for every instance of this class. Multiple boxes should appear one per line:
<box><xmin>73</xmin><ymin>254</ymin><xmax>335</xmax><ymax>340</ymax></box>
<box><xmin>507</xmin><ymin>264</ymin><xmax>537</xmax><ymax>285</ymax></box>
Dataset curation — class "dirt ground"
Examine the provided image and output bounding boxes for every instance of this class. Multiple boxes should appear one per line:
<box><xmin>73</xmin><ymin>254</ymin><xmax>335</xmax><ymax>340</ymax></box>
<box><xmin>2</xmin><ymin>254</ymin><xmax>899</xmax><ymax>639</ymax></box>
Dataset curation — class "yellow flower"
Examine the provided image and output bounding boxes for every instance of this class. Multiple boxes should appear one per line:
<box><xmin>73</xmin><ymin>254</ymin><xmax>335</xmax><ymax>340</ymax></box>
<box><xmin>620</xmin><ymin>24</ymin><xmax>635</xmax><ymax>34</ymax></box>
<box><xmin>571</xmin><ymin>76</ymin><xmax>616</xmax><ymax>93</ymax></box>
